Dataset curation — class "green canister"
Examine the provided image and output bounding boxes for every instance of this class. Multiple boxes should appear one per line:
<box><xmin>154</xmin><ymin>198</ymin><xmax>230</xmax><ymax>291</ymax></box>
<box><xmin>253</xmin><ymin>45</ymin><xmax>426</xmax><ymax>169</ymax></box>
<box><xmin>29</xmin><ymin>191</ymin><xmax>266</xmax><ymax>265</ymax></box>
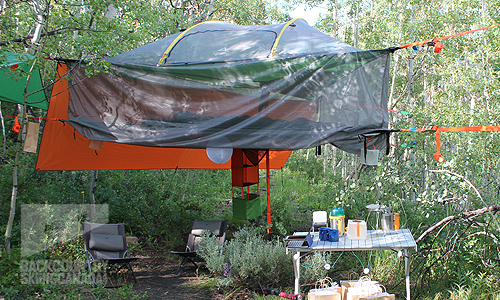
<box><xmin>329</xmin><ymin>208</ymin><xmax>345</xmax><ymax>236</ymax></box>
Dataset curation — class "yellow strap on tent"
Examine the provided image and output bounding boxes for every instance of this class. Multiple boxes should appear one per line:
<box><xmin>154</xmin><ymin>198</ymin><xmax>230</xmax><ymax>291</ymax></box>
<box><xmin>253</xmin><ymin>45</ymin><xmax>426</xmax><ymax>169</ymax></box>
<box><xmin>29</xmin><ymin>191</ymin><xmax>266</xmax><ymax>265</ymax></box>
<box><xmin>269</xmin><ymin>18</ymin><xmax>302</xmax><ymax>57</ymax></box>
<box><xmin>156</xmin><ymin>20</ymin><xmax>220</xmax><ymax>66</ymax></box>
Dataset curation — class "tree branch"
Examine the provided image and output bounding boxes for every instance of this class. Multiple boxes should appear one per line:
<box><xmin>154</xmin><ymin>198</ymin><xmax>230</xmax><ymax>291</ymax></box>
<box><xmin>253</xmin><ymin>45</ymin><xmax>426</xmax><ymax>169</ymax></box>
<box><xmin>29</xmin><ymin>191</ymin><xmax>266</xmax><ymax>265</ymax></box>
<box><xmin>466</xmin><ymin>231</ymin><xmax>499</xmax><ymax>243</ymax></box>
<box><xmin>427</xmin><ymin>169</ymin><xmax>500</xmax><ymax>231</ymax></box>
<box><xmin>416</xmin><ymin>205</ymin><xmax>500</xmax><ymax>242</ymax></box>
<box><xmin>0</xmin><ymin>26</ymin><xmax>83</xmax><ymax>47</ymax></box>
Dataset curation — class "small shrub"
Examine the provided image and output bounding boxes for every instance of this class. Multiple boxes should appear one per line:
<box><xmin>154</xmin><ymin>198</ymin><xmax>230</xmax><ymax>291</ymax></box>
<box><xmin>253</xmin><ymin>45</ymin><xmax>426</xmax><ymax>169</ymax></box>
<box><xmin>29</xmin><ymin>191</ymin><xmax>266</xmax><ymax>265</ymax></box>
<box><xmin>198</xmin><ymin>227</ymin><xmax>293</xmax><ymax>290</ymax></box>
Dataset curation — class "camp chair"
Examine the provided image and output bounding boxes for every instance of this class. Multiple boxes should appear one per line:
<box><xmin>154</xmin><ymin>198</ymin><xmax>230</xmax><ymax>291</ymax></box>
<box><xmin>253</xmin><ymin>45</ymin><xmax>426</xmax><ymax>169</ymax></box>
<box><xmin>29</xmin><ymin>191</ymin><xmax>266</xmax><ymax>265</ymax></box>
<box><xmin>82</xmin><ymin>222</ymin><xmax>138</xmax><ymax>287</ymax></box>
<box><xmin>171</xmin><ymin>220</ymin><xmax>228</xmax><ymax>277</ymax></box>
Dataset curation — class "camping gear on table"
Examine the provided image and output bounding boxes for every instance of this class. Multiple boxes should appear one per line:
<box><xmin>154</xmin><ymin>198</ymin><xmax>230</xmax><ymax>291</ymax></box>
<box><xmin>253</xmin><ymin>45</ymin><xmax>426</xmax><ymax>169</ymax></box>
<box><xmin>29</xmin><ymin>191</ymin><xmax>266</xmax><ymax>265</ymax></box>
<box><xmin>313</xmin><ymin>211</ymin><xmax>329</xmax><ymax>231</ymax></box>
<box><xmin>380</xmin><ymin>207</ymin><xmax>400</xmax><ymax>232</ymax></box>
<box><xmin>366</xmin><ymin>204</ymin><xmax>400</xmax><ymax>231</ymax></box>
<box><xmin>284</xmin><ymin>226</ymin><xmax>314</xmax><ymax>248</ymax></box>
<box><xmin>319</xmin><ymin>227</ymin><xmax>339</xmax><ymax>242</ymax></box>
<box><xmin>329</xmin><ymin>208</ymin><xmax>345</xmax><ymax>235</ymax></box>
<box><xmin>319</xmin><ymin>227</ymin><xmax>330</xmax><ymax>241</ymax></box>
<box><xmin>394</xmin><ymin>213</ymin><xmax>400</xmax><ymax>230</ymax></box>
<box><xmin>346</xmin><ymin>220</ymin><xmax>367</xmax><ymax>240</ymax></box>
<box><xmin>328</xmin><ymin>228</ymin><xmax>339</xmax><ymax>242</ymax></box>
<box><xmin>381</xmin><ymin>212</ymin><xmax>394</xmax><ymax>232</ymax></box>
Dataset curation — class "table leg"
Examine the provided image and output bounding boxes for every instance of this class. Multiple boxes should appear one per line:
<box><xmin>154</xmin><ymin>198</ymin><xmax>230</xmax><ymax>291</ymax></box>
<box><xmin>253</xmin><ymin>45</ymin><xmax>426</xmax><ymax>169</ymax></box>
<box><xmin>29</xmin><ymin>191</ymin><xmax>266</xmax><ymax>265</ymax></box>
<box><xmin>405</xmin><ymin>248</ymin><xmax>411</xmax><ymax>300</ymax></box>
<box><xmin>293</xmin><ymin>252</ymin><xmax>300</xmax><ymax>295</ymax></box>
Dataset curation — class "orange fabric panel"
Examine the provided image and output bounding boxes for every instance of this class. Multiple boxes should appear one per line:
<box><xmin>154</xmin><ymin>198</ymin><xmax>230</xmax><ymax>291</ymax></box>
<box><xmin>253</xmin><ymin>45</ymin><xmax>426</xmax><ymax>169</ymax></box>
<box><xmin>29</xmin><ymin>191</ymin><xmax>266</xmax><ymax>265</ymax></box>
<box><xmin>231</xmin><ymin>149</ymin><xmax>259</xmax><ymax>187</ymax></box>
<box><xmin>35</xmin><ymin>63</ymin><xmax>291</xmax><ymax>171</ymax></box>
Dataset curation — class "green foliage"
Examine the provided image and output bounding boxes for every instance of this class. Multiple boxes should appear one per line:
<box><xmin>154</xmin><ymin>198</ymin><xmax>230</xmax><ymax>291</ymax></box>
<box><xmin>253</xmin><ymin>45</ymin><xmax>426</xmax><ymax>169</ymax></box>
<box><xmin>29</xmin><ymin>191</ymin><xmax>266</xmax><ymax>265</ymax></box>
<box><xmin>2</xmin><ymin>0</ymin><xmax>500</xmax><ymax>299</ymax></box>
<box><xmin>96</xmin><ymin>169</ymin><xmax>232</xmax><ymax>247</ymax></box>
<box><xmin>198</xmin><ymin>226</ymin><xmax>293</xmax><ymax>290</ymax></box>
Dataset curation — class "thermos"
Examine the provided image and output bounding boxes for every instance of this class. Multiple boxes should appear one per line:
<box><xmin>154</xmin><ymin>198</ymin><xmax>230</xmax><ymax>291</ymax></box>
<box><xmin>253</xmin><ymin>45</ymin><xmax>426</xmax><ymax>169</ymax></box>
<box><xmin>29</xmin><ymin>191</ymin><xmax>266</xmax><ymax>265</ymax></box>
<box><xmin>329</xmin><ymin>208</ymin><xmax>345</xmax><ymax>236</ymax></box>
<box><xmin>382</xmin><ymin>212</ymin><xmax>400</xmax><ymax>232</ymax></box>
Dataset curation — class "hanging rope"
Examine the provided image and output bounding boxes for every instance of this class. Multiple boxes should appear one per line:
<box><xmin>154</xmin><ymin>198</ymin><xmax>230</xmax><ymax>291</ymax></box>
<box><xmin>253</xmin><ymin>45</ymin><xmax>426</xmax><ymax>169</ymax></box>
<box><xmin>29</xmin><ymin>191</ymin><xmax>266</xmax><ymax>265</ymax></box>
<box><xmin>5</xmin><ymin>115</ymin><xmax>58</xmax><ymax>122</ymax></box>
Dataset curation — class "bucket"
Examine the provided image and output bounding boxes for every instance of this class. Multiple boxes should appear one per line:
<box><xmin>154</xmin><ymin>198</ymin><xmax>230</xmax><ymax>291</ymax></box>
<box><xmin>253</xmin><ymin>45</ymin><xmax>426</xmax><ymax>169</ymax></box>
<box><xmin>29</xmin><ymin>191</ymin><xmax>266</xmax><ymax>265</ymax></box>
<box><xmin>360</xmin><ymin>149</ymin><xmax>379</xmax><ymax>166</ymax></box>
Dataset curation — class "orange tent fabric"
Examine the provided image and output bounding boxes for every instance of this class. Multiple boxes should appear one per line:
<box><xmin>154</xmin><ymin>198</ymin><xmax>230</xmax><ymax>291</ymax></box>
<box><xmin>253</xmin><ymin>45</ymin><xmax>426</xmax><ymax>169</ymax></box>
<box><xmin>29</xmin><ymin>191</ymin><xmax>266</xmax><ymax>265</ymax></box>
<box><xmin>35</xmin><ymin>63</ymin><xmax>291</xmax><ymax>171</ymax></box>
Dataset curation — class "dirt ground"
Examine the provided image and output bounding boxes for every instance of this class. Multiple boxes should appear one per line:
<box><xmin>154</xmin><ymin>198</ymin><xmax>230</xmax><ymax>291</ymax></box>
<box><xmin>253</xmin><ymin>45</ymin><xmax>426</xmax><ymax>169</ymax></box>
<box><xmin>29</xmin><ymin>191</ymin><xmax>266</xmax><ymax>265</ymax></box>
<box><xmin>126</xmin><ymin>249</ymin><xmax>255</xmax><ymax>300</ymax></box>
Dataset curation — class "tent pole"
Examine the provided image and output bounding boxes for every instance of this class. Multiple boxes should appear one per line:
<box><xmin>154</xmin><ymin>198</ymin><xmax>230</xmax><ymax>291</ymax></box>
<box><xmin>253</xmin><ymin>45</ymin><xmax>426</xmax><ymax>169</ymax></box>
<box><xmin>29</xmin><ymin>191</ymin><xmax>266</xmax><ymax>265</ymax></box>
<box><xmin>266</xmin><ymin>151</ymin><xmax>271</xmax><ymax>234</ymax></box>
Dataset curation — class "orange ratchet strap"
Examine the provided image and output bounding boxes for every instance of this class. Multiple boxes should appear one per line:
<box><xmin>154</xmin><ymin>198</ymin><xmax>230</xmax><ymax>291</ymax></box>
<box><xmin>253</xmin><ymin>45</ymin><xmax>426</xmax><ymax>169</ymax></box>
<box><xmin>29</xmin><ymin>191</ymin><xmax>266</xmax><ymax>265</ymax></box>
<box><xmin>403</xmin><ymin>125</ymin><xmax>500</xmax><ymax>162</ymax></box>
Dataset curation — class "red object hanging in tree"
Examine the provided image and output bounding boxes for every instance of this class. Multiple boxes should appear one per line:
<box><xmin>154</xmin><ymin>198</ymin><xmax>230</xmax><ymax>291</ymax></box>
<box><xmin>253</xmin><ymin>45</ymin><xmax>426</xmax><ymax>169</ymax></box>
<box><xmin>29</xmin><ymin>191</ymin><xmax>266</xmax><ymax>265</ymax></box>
<box><xmin>12</xmin><ymin>116</ymin><xmax>21</xmax><ymax>133</ymax></box>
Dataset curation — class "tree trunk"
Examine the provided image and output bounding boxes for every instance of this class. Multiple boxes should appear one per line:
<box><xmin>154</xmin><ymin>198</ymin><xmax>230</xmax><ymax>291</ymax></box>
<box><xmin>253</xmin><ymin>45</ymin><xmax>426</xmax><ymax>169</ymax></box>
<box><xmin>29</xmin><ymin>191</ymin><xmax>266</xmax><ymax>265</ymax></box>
<box><xmin>89</xmin><ymin>170</ymin><xmax>98</xmax><ymax>219</ymax></box>
<box><xmin>0</xmin><ymin>103</ymin><xmax>5</xmax><ymax>157</ymax></box>
<box><xmin>4</xmin><ymin>66</ymin><xmax>34</xmax><ymax>256</ymax></box>
<box><xmin>4</xmin><ymin>0</ymin><xmax>46</xmax><ymax>257</ymax></box>
<box><xmin>207</xmin><ymin>0</ymin><xmax>214</xmax><ymax>18</ymax></box>
<box><xmin>353</xmin><ymin>3</ymin><xmax>359</xmax><ymax>48</ymax></box>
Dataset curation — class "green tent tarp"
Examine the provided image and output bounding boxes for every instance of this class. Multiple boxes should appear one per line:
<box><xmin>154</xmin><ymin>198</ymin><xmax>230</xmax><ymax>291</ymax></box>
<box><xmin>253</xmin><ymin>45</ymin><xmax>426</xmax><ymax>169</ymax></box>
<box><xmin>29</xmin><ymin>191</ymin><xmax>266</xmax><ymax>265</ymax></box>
<box><xmin>0</xmin><ymin>52</ymin><xmax>48</xmax><ymax>110</ymax></box>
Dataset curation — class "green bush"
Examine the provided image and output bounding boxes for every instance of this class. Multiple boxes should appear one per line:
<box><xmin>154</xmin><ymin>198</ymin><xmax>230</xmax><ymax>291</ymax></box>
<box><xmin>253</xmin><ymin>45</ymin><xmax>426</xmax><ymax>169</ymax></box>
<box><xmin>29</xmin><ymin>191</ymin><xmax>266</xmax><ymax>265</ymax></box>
<box><xmin>198</xmin><ymin>226</ymin><xmax>293</xmax><ymax>290</ymax></box>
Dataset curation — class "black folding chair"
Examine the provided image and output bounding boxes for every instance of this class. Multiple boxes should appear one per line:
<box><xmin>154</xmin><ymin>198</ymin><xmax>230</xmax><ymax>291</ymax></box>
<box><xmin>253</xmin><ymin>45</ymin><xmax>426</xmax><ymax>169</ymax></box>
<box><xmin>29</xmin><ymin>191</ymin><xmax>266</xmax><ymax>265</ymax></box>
<box><xmin>171</xmin><ymin>220</ymin><xmax>228</xmax><ymax>277</ymax></box>
<box><xmin>82</xmin><ymin>222</ymin><xmax>138</xmax><ymax>287</ymax></box>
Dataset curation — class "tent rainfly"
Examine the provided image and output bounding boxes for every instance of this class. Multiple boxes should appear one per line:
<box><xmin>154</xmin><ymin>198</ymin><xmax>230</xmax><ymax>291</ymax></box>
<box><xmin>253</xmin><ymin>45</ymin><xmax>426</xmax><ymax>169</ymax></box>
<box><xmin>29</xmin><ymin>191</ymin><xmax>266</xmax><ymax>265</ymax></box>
<box><xmin>0</xmin><ymin>52</ymin><xmax>48</xmax><ymax>110</ymax></box>
<box><xmin>36</xmin><ymin>18</ymin><xmax>392</xmax><ymax>171</ymax></box>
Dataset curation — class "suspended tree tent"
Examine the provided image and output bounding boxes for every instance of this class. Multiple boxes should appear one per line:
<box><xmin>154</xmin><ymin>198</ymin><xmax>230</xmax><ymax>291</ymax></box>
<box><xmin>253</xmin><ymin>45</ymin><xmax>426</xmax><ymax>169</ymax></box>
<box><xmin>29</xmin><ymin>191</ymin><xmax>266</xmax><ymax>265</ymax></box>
<box><xmin>0</xmin><ymin>52</ymin><xmax>48</xmax><ymax>110</ymax></box>
<box><xmin>36</xmin><ymin>18</ymin><xmax>392</xmax><ymax>171</ymax></box>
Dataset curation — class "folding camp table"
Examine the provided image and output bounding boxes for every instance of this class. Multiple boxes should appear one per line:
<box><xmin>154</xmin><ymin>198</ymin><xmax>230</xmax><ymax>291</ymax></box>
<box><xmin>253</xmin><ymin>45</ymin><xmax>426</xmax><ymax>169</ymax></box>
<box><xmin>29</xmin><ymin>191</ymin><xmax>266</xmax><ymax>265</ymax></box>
<box><xmin>285</xmin><ymin>229</ymin><xmax>417</xmax><ymax>300</ymax></box>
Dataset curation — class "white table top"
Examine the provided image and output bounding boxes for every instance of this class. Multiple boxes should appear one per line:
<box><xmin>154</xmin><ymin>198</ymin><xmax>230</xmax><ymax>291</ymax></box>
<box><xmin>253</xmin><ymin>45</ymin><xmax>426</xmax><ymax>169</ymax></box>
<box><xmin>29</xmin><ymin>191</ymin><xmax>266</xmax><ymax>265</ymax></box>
<box><xmin>287</xmin><ymin>229</ymin><xmax>417</xmax><ymax>252</ymax></box>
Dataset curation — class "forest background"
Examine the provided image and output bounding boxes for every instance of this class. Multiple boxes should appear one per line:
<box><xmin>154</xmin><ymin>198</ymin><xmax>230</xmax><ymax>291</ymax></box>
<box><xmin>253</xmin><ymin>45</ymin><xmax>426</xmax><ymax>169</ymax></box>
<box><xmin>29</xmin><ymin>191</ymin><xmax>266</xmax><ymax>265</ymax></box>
<box><xmin>1</xmin><ymin>0</ymin><xmax>500</xmax><ymax>299</ymax></box>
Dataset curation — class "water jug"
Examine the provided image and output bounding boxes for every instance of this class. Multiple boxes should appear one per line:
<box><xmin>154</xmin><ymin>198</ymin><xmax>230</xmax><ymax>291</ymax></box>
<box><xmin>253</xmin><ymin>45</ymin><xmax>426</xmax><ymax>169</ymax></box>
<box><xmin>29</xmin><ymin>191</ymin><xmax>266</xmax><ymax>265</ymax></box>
<box><xmin>346</xmin><ymin>220</ymin><xmax>367</xmax><ymax>240</ymax></box>
<box><xmin>329</xmin><ymin>208</ymin><xmax>345</xmax><ymax>236</ymax></box>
